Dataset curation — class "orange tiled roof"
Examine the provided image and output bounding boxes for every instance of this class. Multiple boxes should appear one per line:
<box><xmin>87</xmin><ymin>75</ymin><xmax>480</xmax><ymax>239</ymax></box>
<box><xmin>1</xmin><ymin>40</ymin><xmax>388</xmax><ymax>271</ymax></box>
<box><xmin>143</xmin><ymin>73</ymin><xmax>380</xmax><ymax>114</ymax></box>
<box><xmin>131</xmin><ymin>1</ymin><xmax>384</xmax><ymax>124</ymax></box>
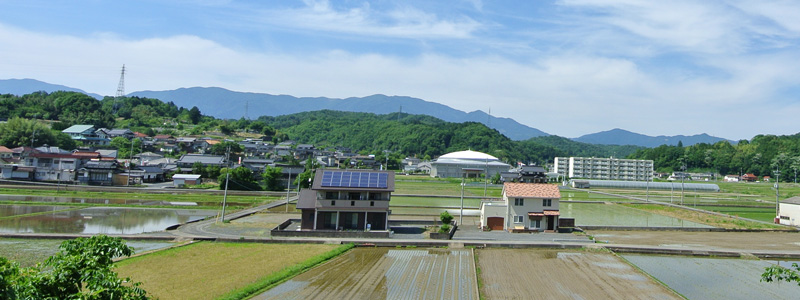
<box><xmin>0</xmin><ymin>146</ymin><xmax>12</xmax><ymax>153</ymax></box>
<box><xmin>503</xmin><ymin>182</ymin><xmax>560</xmax><ymax>199</ymax></box>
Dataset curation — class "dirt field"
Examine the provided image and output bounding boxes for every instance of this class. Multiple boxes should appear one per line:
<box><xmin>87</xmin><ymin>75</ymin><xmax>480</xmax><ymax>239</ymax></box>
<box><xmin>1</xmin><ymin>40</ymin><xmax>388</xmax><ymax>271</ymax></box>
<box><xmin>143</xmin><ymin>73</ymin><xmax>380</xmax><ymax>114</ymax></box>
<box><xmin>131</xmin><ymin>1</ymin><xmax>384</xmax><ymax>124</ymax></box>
<box><xmin>254</xmin><ymin>248</ymin><xmax>477</xmax><ymax>300</ymax></box>
<box><xmin>477</xmin><ymin>249</ymin><xmax>680</xmax><ymax>300</ymax></box>
<box><xmin>590</xmin><ymin>230</ymin><xmax>800</xmax><ymax>251</ymax></box>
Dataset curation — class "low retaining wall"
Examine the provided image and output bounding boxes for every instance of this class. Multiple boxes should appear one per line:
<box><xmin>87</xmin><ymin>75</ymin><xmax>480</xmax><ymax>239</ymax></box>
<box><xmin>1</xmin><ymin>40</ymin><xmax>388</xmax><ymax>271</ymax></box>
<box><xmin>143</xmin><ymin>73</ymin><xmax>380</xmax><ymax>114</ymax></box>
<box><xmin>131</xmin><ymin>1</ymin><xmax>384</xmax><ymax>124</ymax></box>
<box><xmin>271</xmin><ymin>229</ymin><xmax>390</xmax><ymax>238</ymax></box>
<box><xmin>429</xmin><ymin>222</ymin><xmax>458</xmax><ymax>240</ymax></box>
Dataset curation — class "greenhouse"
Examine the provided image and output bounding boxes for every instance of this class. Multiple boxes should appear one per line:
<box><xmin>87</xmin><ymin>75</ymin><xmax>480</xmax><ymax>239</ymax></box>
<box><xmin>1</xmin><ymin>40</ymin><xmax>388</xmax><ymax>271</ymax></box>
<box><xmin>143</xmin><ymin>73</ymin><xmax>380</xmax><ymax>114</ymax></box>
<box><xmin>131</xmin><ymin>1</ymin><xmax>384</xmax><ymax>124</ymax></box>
<box><xmin>569</xmin><ymin>179</ymin><xmax>720</xmax><ymax>192</ymax></box>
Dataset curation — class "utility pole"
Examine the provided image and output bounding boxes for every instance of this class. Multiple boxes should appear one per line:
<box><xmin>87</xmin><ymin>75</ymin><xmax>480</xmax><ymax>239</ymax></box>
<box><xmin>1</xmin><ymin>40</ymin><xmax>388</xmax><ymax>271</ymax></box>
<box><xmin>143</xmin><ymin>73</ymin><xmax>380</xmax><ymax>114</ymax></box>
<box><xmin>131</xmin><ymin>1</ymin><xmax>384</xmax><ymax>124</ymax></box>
<box><xmin>680</xmin><ymin>163</ymin><xmax>686</xmax><ymax>205</ymax></box>
<box><xmin>286</xmin><ymin>167</ymin><xmax>292</xmax><ymax>213</ymax></box>
<box><xmin>460</xmin><ymin>175</ymin><xmax>465</xmax><ymax>225</ymax></box>
<box><xmin>30</xmin><ymin>129</ymin><xmax>37</xmax><ymax>148</ymax></box>
<box><xmin>220</xmin><ymin>145</ymin><xmax>230</xmax><ymax>223</ymax></box>
<box><xmin>775</xmin><ymin>168</ymin><xmax>781</xmax><ymax>221</ymax></box>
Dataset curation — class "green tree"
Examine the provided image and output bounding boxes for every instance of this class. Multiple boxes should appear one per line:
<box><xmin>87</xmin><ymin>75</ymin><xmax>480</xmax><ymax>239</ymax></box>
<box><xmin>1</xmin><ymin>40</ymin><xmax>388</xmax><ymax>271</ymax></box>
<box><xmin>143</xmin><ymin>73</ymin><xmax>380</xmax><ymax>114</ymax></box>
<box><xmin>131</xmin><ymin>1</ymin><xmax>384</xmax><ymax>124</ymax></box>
<box><xmin>0</xmin><ymin>117</ymin><xmax>56</xmax><ymax>148</ymax></box>
<box><xmin>262</xmin><ymin>166</ymin><xmax>284</xmax><ymax>191</ymax></box>
<box><xmin>219</xmin><ymin>167</ymin><xmax>261</xmax><ymax>191</ymax></box>
<box><xmin>110</xmin><ymin>137</ymin><xmax>133</xmax><ymax>158</ymax></box>
<box><xmin>762</xmin><ymin>263</ymin><xmax>800</xmax><ymax>286</ymax></box>
<box><xmin>209</xmin><ymin>141</ymin><xmax>244</xmax><ymax>155</ymax></box>
<box><xmin>192</xmin><ymin>161</ymin><xmax>206</xmax><ymax>177</ymax></box>
<box><xmin>0</xmin><ymin>235</ymin><xmax>148</xmax><ymax>299</ymax></box>
<box><xmin>188</xmin><ymin>106</ymin><xmax>202</xmax><ymax>124</ymax></box>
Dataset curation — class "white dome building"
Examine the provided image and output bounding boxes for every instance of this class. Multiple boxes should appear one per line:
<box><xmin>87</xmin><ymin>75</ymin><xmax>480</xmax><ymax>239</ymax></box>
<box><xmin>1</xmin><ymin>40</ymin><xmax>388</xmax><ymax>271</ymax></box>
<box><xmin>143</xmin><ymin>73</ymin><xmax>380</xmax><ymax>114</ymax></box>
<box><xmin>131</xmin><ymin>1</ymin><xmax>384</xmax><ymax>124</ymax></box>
<box><xmin>430</xmin><ymin>150</ymin><xmax>512</xmax><ymax>178</ymax></box>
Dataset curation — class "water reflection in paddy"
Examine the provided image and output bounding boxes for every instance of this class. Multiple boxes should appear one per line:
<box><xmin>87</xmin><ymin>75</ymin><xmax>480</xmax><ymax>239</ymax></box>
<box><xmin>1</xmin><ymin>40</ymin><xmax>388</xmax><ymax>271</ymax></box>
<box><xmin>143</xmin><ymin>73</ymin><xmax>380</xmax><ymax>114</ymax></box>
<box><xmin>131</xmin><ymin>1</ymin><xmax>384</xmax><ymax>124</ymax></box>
<box><xmin>0</xmin><ymin>206</ymin><xmax>217</xmax><ymax>234</ymax></box>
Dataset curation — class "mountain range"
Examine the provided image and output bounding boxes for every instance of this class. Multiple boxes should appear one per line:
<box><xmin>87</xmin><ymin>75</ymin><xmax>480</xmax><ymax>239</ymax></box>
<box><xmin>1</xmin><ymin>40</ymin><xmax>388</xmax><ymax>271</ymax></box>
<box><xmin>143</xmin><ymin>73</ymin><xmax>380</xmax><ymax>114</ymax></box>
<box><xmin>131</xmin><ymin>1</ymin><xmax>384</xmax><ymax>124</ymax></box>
<box><xmin>0</xmin><ymin>78</ymin><xmax>733</xmax><ymax>147</ymax></box>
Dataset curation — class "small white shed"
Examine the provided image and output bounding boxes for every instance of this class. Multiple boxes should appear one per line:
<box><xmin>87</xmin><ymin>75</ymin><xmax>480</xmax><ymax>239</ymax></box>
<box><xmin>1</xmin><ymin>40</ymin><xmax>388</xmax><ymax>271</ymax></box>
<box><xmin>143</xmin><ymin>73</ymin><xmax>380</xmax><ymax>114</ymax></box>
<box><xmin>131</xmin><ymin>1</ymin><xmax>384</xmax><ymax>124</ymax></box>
<box><xmin>778</xmin><ymin>197</ymin><xmax>800</xmax><ymax>226</ymax></box>
<box><xmin>172</xmin><ymin>174</ymin><xmax>201</xmax><ymax>187</ymax></box>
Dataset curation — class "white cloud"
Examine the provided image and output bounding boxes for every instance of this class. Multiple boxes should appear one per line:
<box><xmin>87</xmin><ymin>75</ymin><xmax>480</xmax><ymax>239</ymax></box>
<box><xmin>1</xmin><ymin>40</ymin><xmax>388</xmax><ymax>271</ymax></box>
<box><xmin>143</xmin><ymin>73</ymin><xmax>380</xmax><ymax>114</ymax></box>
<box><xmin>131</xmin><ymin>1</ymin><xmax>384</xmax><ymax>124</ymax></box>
<box><xmin>2</xmin><ymin>0</ymin><xmax>800</xmax><ymax>142</ymax></box>
<box><xmin>255</xmin><ymin>0</ymin><xmax>482</xmax><ymax>39</ymax></box>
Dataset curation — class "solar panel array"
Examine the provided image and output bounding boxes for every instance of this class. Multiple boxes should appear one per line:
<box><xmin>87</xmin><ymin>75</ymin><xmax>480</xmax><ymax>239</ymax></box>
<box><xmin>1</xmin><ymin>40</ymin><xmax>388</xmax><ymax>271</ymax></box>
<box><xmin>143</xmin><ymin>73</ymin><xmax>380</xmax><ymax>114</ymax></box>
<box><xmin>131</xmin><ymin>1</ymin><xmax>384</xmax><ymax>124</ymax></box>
<box><xmin>320</xmin><ymin>171</ymin><xmax>388</xmax><ymax>188</ymax></box>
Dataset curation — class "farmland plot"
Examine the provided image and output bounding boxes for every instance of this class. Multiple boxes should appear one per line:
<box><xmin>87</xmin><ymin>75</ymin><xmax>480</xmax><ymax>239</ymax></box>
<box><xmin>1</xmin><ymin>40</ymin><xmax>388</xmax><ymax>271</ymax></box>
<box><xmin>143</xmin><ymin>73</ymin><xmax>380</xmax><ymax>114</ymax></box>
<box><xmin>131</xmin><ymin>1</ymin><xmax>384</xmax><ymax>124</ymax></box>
<box><xmin>254</xmin><ymin>248</ymin><xmax>477</xmax><ymax>300</ymax></box>
<box><xmin>623</xmin><ymin>255</ymin><xmax>799</xmax><ymax>300</ymax></box>
<box><xmin>560</xmin><ymin>202</ymin><xmax>712</xmax><ymax>228</ymax></box>
<box><xmin>477</xmin><ymin>249</ymin><xmax>680</xmax><ymax>300</ymax></box>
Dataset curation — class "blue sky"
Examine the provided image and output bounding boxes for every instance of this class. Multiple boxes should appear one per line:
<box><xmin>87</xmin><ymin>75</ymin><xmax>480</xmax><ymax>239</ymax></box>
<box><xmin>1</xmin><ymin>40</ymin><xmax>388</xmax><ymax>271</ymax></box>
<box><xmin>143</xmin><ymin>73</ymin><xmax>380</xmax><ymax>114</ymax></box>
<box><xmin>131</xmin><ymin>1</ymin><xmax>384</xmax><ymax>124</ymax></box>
<box><xmin>1</xmin><ymin>0</ymin><xmax>799</xmax><ymax>140</ymax></box>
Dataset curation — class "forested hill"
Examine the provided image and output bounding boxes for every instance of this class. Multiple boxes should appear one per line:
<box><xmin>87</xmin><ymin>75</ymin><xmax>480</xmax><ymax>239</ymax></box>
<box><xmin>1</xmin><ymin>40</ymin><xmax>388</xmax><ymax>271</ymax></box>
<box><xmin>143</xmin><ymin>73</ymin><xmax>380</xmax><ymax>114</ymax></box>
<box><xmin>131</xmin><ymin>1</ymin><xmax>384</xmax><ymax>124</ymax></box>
<box><xmin>628</xmin><ymin>134</ymin><xmax>800</xmax><ymax>177</ymax></box>
<box><xmin>0</xmin><ymin>90</ymin><xmax>641</xmax><ymax>164</ymax></box>
<box><xmin>257</xmin><ymin>110</ymin><xmax>643</xmax><ymax>164</ymax></box>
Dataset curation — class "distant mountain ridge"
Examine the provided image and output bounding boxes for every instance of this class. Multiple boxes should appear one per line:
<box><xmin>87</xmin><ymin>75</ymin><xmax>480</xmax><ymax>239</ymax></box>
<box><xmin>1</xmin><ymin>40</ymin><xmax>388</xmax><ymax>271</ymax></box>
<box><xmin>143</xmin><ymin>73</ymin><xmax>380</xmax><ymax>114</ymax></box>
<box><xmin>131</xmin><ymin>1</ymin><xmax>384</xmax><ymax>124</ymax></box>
<box><xmin>0</xmin><ymin>79</ymin><xmax>734</xmax><ymax>146</ymax></box>
<box><xmin>128</xmin><ymin>87</ymin><xmax>549</xmax><ymax>140</ymax></box>
<box><xmin>0</xmin><ymin>78</ymin><xmax>103</xmax><ymax>99</ymax></box>
<box><xmin>573</xmin><ymin>128</ymin><xmax>733</xmax><ymax>147</ymax></box>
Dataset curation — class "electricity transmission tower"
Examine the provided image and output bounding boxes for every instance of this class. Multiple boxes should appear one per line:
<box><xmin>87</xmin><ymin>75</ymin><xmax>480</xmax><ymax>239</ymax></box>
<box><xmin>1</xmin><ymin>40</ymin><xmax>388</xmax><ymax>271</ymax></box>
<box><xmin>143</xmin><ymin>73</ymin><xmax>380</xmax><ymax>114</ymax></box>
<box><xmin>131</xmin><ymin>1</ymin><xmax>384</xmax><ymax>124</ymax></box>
<box><xmin>113</xmin><ymin>65</ymin><xmax>126</xmax><ymax>114</ymax></box>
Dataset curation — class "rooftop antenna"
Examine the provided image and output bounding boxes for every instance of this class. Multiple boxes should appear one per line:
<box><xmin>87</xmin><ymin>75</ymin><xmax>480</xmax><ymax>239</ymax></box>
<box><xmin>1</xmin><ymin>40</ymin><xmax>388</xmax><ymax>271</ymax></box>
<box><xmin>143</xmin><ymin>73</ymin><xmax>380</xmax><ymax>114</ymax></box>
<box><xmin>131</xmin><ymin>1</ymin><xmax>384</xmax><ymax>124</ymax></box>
<box><xmin>113</xmin><ymin>64</ymin><xmax>126</xmax><ymax>115</ymax></box>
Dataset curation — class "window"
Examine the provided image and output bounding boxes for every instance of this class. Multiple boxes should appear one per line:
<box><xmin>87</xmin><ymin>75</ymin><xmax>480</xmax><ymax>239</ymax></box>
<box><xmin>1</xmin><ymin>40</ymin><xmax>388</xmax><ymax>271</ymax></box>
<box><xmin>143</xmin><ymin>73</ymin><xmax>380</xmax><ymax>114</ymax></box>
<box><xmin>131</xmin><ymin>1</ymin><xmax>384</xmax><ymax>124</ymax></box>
<box><xmin>370</xmin><ymin>201</ymin><xmax>374</xmax><ymax>207</ymax></box>
<box><xmin>543</xmin><ymin>199</ymin><xmax>552</xmax><ymax>207</ymax></box>
<box><xmin>514</xmin><ymin>198</ymin><xmax>524</xmax><ymax>206</ymax></box>
<box><xmin>351</xmin><ymin>200</ymin><xmax>355</xmax><ymax>206</ymax></box>
<box><xmin>326</xmin><ymin>192</ymin><xmax>337</xmax><ymax>199</ymax></box>
<box><xmin>513</xmin><ymin>215</ymin><xmax>524</xmax><ymax>223</ymax></box>
<box><xmin>331</xmin><ymin>200</ymin><xmax>335</xmax><ymax>206</ymax></box>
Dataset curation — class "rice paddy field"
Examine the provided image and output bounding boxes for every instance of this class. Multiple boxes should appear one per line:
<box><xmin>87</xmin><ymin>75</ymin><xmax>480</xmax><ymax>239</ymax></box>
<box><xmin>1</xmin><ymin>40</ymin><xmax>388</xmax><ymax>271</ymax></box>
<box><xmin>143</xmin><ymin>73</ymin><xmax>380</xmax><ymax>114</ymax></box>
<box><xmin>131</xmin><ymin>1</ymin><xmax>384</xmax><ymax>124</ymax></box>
<box><xmin>0</xmin><ymin>238</ymin><xmax>176</xmax><ymax>267</ymax></box>
<box><xmin>559</xmin><ymin>202</ymin><xmax>712</xmax><ymax>228</ymax></box>
<box><xmin>253</xmin><ymin>248</ymin><xmax>477</xmax><ymax>300</ymax></box>
<box><xmin>477</xmin><ymin>249</ymin><xmax>680</xmax><ymax>299</ymax></box>
<box><xmin>622</xmin><ymin>254</ymin><xmax>799</xmax><ymax>299</ymax></box>
<box><xmin>115</xmin><ymin>242</ymin><xmax>342</xmax><ymax>300</ymax></box>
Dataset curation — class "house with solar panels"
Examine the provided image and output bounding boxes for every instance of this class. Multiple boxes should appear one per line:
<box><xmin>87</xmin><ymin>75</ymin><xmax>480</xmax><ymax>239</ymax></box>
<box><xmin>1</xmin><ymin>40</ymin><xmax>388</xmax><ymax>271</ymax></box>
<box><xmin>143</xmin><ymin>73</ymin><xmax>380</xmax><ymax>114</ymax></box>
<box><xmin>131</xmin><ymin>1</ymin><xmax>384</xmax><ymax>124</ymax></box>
<box><xmin>297</xmin><ymin>169</ymin><xmax>395</xmax><ymax>233</ymax></box>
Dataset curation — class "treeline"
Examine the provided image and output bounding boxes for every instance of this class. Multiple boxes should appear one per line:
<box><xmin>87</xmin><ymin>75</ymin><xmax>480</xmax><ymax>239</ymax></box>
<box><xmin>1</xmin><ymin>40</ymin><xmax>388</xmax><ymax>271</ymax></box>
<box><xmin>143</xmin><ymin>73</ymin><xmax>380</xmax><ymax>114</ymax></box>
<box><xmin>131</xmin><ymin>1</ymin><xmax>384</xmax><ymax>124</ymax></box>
<box><xmin>256</xmin><ymin>110</ymin><xmax>643</xmax><ymax>164</ymax></box>
<box><xmin>628</xmin><ymin>135</ymin><xmax>800</xmax><ymax>180</ymax></box>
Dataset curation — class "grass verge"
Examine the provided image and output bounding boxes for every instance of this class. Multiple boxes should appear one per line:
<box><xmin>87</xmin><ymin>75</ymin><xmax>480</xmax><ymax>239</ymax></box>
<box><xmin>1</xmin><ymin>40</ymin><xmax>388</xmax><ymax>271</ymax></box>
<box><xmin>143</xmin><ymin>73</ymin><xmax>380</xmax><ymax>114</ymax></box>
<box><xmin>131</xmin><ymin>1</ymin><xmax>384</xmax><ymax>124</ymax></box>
<box><xmin>217</xmin><ymin>243</ymin><xmax>355</xmax><ymax>300</ymax></box>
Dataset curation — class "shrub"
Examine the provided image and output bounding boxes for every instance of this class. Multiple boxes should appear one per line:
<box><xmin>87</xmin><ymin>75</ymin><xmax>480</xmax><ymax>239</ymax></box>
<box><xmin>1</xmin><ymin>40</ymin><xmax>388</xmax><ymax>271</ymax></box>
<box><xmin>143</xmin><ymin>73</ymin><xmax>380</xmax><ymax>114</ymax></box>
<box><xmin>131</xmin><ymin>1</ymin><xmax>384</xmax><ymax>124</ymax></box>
<box><xmin>439</xmin><ymin>224</ymin><xmax>451</xmax><ymax>233</ymax></box>
<box><xmin>440</xmin><ymin>211</ymin><xmax>453</xmax><ymax>224</ymax></box>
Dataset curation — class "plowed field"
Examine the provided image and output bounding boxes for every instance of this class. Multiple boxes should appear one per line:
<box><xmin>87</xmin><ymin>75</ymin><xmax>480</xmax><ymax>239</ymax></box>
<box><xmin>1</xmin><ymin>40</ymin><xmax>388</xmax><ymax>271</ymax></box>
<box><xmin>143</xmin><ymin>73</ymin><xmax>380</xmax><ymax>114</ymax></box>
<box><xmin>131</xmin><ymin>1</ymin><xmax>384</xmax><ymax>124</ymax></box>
<box><xmin>477</xmin><ymin>249</ymin><xmax>680</xmax><ymax>300</ymax></box>
<box><xmin>254</xmin><ymin>248</ymin><xmax>477</xmax><ymax>300</ymax></box>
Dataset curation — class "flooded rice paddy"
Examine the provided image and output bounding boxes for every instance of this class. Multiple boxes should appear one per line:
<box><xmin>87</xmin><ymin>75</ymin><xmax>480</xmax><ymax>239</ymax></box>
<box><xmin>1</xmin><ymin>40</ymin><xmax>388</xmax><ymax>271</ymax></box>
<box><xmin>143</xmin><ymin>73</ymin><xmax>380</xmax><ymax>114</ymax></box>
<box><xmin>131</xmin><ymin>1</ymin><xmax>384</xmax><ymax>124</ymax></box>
<box><xmin>0</xmin><ymin>205</ymin><xmax>217</xmax><ymax>234</ymax></box>
<box><xmin>477</xmin><ymin>249</ymin><xmax>680</xmax><ymax>299</ymax></box>
<box><xmin>255</xmin><ymin>248</ymin><xmax>477</xmax><ymax>300</ymax></box>
<box><xmin>0</xmin><ymin>238</ymin><xmax>177</xmax><ymax>267</ymax></box>
<box><xmin>622</xmin><ymin>255</ymin><xmax>799</xmax><ymax>299</ymax></box>
<box><xmin>0</xmin><ymin>194</ymin><xmax>249</xmax><ymax>207</ymax></box>
<box><xmin>560</xmin><ymin>202</ymin><xmax>712</xmax><ymax>227</ymax></box>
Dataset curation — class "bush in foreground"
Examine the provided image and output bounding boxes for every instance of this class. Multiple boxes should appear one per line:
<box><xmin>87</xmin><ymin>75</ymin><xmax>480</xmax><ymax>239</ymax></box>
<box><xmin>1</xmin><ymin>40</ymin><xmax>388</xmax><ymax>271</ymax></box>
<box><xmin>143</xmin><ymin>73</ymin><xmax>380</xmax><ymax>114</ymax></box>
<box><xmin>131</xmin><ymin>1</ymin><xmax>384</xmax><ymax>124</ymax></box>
<box><xmin>0</xmin><ymin>235</ymin><xmax>149</xmax><ymax>299</ymax></box>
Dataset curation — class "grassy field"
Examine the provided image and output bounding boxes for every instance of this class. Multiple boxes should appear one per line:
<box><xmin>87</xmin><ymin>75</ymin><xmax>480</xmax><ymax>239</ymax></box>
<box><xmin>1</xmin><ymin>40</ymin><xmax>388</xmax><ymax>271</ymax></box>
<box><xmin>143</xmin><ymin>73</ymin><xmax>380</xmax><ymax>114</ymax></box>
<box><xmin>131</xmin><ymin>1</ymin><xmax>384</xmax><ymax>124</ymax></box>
<box><xmin>115</xmin><ymin>242</ymin><xmax>343</xmax><ymax>300</ymax></box>
<box><xmin>693</xmin><ymin>205</ymin><xmax>776</xmax><ymax>223</ymax></box>
<box><xmin>390</xmin><ymin>196</ymin><xmax>482</xmax><ymax>208</ymax></box>
<box><xmin>0</xmin><ymin>187</ymin><xmax>281</xmax><ymax>209</ymax></box>
<box><xmin>394</xmin><ymin>177</ymin><xmax>503</xmax><ymax>197</ymax></box>
<box><xmin>716</xmin><ymin>181</ymin><xmax>800</xmax><ymax>199</ymax></box>
<box><xmin>621</xmin><ymin>203</ymin><xmax>783</xmax><ymax>229</ymax></box>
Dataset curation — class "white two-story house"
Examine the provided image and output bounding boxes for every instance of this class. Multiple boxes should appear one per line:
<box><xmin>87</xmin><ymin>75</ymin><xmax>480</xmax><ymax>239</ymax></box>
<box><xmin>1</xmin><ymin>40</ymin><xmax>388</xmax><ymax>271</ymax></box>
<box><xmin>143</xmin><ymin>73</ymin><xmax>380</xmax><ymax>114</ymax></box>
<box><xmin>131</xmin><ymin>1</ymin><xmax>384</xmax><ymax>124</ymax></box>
<box><xmin>480</xmin><ymin>182</ymin><xmax>561</xmax><ymax>232</ymax></box>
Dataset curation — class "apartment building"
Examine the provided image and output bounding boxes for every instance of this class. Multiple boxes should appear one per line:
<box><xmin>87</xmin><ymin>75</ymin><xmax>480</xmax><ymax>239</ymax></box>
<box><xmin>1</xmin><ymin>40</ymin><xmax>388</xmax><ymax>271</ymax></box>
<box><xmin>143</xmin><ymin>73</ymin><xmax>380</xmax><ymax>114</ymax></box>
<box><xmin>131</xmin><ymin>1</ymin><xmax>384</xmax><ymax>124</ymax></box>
<box><xmin>554</xmin><ymin>157</ymin><xmax>653</xmax><ymax>181</ymax></box>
